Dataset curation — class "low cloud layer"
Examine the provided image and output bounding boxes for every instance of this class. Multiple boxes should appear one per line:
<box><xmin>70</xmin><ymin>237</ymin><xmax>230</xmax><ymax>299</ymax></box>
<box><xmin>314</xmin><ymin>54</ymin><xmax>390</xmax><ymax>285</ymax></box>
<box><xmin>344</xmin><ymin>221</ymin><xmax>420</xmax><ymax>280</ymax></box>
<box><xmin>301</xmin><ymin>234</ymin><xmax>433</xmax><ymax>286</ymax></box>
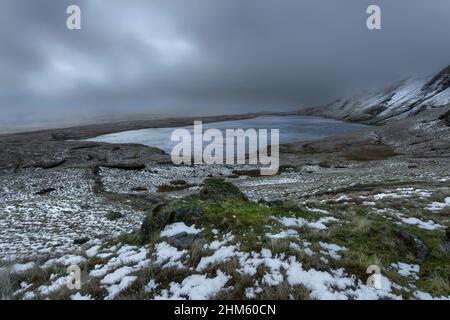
<box><xmin>1</xmin><ymin>0</ymin><xmax>450</xmax><ymax>127</ymax></box>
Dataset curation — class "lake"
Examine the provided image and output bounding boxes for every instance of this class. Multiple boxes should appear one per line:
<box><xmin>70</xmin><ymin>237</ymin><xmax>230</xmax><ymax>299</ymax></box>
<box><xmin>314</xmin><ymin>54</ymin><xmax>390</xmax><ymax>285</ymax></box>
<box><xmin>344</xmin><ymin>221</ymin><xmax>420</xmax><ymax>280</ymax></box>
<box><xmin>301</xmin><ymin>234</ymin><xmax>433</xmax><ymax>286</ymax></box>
<box><xmin>84</xmin><ymin>115</ymin><xmax>369</xmax><ymax>152</ymax></box>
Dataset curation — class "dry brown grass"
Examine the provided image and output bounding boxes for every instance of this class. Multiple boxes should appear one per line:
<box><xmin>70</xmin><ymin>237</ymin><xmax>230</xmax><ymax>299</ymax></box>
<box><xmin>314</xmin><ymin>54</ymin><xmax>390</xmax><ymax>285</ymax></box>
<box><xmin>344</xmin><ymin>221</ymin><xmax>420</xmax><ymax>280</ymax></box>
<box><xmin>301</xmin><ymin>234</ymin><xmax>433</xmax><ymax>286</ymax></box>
<box><xmin>439</xmin><ymin>207</ymin><xmax>450</xmax><ymax>216</ymax></box>
<box><xmin>187</xmin><ymin>240</ymin><xmax>208</xmax><ymax>268</ymax></box>
<box><xmin>80</xmin><ymin>278</ymin><xmax>107</xmax><ymax>300</ymax></box>
<box><xmin>257</xmin><ymin>282</ymin><xmax>310</xmax><ymax>300</ymax></box>
<box><xmin>349</xmin><ymin>215</ymin><xmax>372</xmax><ymax>234</ymax></box>
<box><xmin>343</xmin><ymin>145</ymin><xmax>398</xmax><ymax>161</ymax></box>
<box><xmin>267</xmin><ymin>238</ymin><xmax>290</xmax><ymax>255</ymax></box>
<box><xmin>426</xmin><ymin>273</ymin><xmax>450</xmax><ymax>296</ymax></box>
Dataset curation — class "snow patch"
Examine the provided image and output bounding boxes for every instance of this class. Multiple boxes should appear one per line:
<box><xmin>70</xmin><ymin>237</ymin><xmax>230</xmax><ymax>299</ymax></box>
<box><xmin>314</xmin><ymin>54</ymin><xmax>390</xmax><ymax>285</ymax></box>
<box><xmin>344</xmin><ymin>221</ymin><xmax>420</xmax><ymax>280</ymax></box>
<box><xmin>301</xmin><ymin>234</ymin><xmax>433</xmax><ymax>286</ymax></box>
<box><xmin>154</xmin><ymin>271</ymin><xmax>230</xmax><ymax>300</ymax></box>
<box><xmin>160</xmin><ymin>222</ymin><xmax>203</xmax><ymax>238</ymax></box>
<box><xmin>155</xmin><ymin>242</ymin><xmax>186</xmax><ymax>269</ymax></box>
<box><xmin>319</xmin><ymin>242</ymin><xmax>348</xmax><ymax>260</ymax></box>
<box><xmin>276</xmin><ymin>216</ymin><xmax>338</xmax><ymax>230</ymax></box>
<box><xmin>11</xmin><ymin>262</ymin><xmax>36</xmax><ymax>274</ymax></box>
<box><xmin>391</xmin><ymin>262</ymin><xmax>420</xmax><ymax>280</ymax></box>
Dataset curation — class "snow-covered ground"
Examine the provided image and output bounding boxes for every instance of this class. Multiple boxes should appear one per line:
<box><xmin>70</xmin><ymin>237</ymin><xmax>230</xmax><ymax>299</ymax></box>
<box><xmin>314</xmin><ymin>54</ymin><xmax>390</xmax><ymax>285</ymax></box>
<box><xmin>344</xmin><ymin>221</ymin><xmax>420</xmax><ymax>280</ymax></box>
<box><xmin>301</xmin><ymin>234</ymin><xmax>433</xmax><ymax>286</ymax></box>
<box><xmin>5</xmin><ymin>225</ymin><xmax>449</xmax><ymax>301</ymax></box>
<box><xmin>0</xmin><ymin>168</ymin><xmax>145</xmax><ymax>261</ymax></box>
<box><xmin>1</xmin><ymin>157</ymin><xmax>449</xmax><ymax>300</ymax></box>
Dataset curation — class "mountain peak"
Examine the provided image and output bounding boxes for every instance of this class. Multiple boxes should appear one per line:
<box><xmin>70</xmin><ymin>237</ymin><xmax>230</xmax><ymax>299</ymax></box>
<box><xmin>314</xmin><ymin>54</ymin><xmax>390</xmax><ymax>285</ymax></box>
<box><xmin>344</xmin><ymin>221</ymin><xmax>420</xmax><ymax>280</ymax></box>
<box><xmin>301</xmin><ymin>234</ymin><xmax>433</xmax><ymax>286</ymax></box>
<box><xmin>303</xmin><ymin>65</ymin><xmax>450</xmax><ymax>124</ymax></box>
<box><xmin>422</xmin><ymin>65</ymin><xmax>450</xmax><ymax>93</ymax></box>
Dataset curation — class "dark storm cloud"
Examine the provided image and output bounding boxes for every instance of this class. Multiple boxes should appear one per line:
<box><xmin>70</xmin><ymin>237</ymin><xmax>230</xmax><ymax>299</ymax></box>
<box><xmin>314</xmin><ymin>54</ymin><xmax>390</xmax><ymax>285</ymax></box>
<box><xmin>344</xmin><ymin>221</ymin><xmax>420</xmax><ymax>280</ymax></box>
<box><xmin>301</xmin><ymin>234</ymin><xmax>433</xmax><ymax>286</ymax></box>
<box><xmin>1</xmin><ymin>0</ymin><xmax>450</xmax><ymax>127</ymax></box>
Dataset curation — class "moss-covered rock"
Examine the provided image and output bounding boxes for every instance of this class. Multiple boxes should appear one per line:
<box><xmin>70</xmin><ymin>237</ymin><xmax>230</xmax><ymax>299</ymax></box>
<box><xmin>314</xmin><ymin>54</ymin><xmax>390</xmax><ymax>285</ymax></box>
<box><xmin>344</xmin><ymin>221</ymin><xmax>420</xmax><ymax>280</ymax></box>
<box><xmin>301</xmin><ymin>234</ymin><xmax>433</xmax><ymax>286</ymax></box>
<box><xmin>139</xmin><ymin>179</ymin><xmax>315</xmax><ymax>246</ymax></box>
<box><xmin>141</xmin><ymin>179</ymin><xmax>250</xmax><ymax>241</ymax></box>
<box><xmin>198</xmin><ymin>178</ymin><xmax>248</xmax><ymax>201</ymax></box>
<box><xmin>141</xmin><ymin>202</ymin><xmax>204</xmax><ymax>241</ymax></box>
<box><xmin>106</xmin><ymin>211</ymin><xmax>124</xmax><ymax>221</ymax></box>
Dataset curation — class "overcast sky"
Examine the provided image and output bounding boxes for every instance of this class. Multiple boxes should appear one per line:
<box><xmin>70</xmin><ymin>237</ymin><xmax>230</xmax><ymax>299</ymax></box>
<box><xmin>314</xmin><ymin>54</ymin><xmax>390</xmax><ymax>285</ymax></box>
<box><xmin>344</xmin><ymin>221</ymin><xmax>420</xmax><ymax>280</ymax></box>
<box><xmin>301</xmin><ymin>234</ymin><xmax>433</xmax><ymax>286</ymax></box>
<box><xmin>1</xmin><ymin>0</ymin><xmax>450</xmax><ymax>128</ymax></box>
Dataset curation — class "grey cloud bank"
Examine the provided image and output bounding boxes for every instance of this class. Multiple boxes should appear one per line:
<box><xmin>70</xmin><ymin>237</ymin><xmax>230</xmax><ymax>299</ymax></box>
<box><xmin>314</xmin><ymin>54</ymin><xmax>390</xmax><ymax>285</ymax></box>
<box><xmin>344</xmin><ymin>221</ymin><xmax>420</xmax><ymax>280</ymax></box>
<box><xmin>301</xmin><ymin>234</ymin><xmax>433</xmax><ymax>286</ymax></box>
<box><xmin>1</xmin><ymin>0</ymin><xmax>450</xmax><ymax>129</ymax></box>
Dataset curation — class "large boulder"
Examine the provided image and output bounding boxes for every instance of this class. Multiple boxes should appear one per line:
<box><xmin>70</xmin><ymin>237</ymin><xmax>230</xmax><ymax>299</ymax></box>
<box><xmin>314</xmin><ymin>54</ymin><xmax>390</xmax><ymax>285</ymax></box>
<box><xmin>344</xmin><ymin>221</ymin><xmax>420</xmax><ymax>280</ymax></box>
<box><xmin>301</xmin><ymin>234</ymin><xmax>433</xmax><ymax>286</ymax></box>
<box><xmin>140</xmin><ymin>179</ymin><xmax>246</xmax><ymax>241</ymax></box>
<box><xmin>396</xmin><ymin>230</ymin><xmax>429</xmax><ymax>262</ymax></box>
<box><xmin>198</xmin><ymin>179</ymin><xmax>248</xmax><ymax>201</ymax></box>
<box><xmin>141</xmin><ymin>200</ymin><xmax>205</xmax><ymax>241</ymax></box>
<box><xmin>164</xmin><ymin>232</ymin><xmax>206</xmax><ymax>250</ymax></box>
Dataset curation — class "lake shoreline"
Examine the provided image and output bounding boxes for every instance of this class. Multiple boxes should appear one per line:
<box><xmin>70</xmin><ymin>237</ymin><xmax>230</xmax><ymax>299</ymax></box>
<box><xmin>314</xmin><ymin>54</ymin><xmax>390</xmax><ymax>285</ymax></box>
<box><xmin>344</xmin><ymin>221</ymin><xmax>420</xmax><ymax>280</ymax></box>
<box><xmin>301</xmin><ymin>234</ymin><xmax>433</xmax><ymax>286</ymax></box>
<box><xmin>0</xmin><ymin>111</ymin><xmax>298</xmax><ymax>141</ymax></box>
<box><xmin>83</xmin><ymin>115</ymin><xmax>370</xmax><ymax>153</ymax></box>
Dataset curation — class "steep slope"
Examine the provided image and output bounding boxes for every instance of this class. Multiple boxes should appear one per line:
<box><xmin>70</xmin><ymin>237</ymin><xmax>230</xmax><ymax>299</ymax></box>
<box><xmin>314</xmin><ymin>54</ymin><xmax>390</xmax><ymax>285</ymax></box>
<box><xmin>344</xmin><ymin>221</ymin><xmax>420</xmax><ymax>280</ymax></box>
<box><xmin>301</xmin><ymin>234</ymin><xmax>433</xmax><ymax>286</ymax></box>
<box><xmin>302</xmin><ymin>65</ymin><xmax>450</xmax><ymax>124</ymax></box>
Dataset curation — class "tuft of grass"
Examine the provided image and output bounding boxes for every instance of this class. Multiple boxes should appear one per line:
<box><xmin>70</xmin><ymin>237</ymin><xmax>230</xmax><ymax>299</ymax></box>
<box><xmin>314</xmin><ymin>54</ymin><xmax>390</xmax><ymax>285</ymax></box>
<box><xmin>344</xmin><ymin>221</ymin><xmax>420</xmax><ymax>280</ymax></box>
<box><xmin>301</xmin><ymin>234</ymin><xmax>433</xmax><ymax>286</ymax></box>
<box><xmin>117</xmin><ymin>231</ymin><xmax>145</xmax><ymax>245</ymax></box>
<box><xmin>0</xmin><ymin>267</ymin><xmax>14</xmax><ymax>300</ymax></box>
<box><xmin>257</xmin><ymin>282</ymin><xmax>310</xmax><ymax>300</ymax></box>
<box><xmin>349</xmin><ymin>215</ymin><xmax>372</xmax><ymax>233</ymax></box>
<box><xmin>424</xmin><ymin>273</ymin><xmax>450</xmax><ymax>296</ymax></box>
<box><xmin>267</xmin><ymin>239</ymin><xmax>290</xmax><ymax>256</ymax></box>
<box><xmin>80</xmin><ymin>278</ymin><xmax>107</xmax><ymax>300</ymax></box>
<box><xmin>186</xmin><ymin>241</ymin><xmax>208</xmax><ymax>268</ymax></box>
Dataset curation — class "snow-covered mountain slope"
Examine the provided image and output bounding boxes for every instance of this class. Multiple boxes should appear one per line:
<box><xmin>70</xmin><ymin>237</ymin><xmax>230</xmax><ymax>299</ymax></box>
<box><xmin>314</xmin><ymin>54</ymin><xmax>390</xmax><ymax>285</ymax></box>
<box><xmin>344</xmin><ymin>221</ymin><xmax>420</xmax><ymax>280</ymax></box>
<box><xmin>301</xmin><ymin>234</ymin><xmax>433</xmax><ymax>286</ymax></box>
<box><xmin>302</xmin><ymin>65</ymin><xmax>450</xmax><ymax>124</ymax></box>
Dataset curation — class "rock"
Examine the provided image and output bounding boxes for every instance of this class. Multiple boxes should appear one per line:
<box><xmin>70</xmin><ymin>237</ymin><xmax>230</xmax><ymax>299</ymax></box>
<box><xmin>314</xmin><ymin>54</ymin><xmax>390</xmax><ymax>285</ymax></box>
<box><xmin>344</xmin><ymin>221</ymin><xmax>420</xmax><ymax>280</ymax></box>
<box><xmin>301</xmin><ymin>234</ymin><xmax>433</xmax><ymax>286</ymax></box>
<box><xmin>266</xmin><ymin>200</ymin><xmax>284</xmax><ymax>207</ymax></box>
<box><xmin>444</xmin><ymin>241</ymin><xmax>450</xmax><ymax>255</ymax></box>
<box><xmin>198</xmin><ymin>179</ymin><xmax>248</xmax><ymax>201</ymax></box>
<box><xmin>164</xmin><ymin>232</ymin><xmax>206</xmax><ymax>250</ymax></box>
<box><xmin>35</xmin><ymin>188</ymin><xmax>56</xmax><ymax>195</ymax></box>
<box><xmin>170</xmin><ymin>180</ymin><xmax>187</xmax><ymax>186</ymax></box>
<box><xmin>301</xmin><ymin>165</ymin><xmax>320</xmax><ymax>174</ymax></box>
<box><xmin>438</xmin><ymin>110</ymin><xmax>450</xmax><ymax>126</ymax></box>
<box><xmin>141</xmin><ymin>180</ymin><xmax>246</xmax><ymax>241</ymax></box>
<box><xmin>74</xmin><ymin>237</ymin><xmax>89</xmax><ymax>245</ymax></box>
<box><xmin>396</xmin><ymin>230</ymin><xmax>429</xmax><ymax>261</ymax></box>
<box><xmin>318</xmin><ymin>162</ymin><xmax>331</xmax><ymax>168</ymax></box>
<box><xmin>141</xmin><ymin>204</ymin><xmax>203</xmax><ymax>241</ymax></box>
<box><xmin>131</xmin><ymin>187</ymin><xmax>148</xmax><ymax>192</ymax></box>
<box><xmin>106</xmin><ymin>211</ymin><xmax>124</xmax><ymax>220</ymax></box>
<box><xmin>232</xmin><ymin>169</ymin><xmax>261</xmax><ymax>177</ymax></box>
<box><xmin>33</xmin><ymin>159</ymin><xmax>66</xmax><ymax>169</ymax></box>
<box><xmin>157</xmin><ymin>184</ymin><xmax>191</xmax><ymax>193</ymax></box>
<box><xmin>141</xmin><ymin>205</ymin><xmax>165</xmax><ymax>241</ymax></box>
<box><xmin>101</xmin><ymin>162</ymin><xmax>146</xmax><ymax>170</ymax></box>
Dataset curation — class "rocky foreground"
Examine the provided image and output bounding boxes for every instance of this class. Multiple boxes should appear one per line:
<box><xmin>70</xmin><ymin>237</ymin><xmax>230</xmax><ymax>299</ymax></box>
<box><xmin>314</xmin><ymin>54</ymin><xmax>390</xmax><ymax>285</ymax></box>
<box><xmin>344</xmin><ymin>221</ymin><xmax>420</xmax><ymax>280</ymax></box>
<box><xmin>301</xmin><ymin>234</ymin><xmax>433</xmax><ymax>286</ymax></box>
<box><xmin>0</xmin><ymin>106</ymin><xmax>449</xmax><ymax>300</ymax></box>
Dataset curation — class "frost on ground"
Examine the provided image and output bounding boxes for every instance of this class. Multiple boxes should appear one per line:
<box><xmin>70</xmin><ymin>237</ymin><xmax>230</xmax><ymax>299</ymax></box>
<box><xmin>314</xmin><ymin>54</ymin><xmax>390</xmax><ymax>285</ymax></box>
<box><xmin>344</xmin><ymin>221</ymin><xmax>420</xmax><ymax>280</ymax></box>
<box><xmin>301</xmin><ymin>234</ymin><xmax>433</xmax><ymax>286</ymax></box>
<box><xmin>426</xmin><ymin>197</ymin><xmax>450</xmax><ymax>212</ymax></box>
<box><xmin>275</xmin><ymin>216</ymin><xmax>338</xmax><ymax>231</ymax></box>
<box><xmin>1</xmin><ymin>160</ymin><xmax>449</xmax><ymax>300</ymax></box>
<box><xmin>390</xmin><ymin>262</ymin><xmax>420</xmax><ymax>280</ymax></box>
<box><xmin>155</xmin><ymin>271</ymin><xmax>231</xmax><ymax>300</ymax></box>
<box><xmin>6</xmin><ymin>229</ymin><xmax>448</xmax><ymax>301</ymax></box>
<box><xmin>0</xmin><ymin>168</ymin><xmax>146</xmax><ymax>261</ymax></box>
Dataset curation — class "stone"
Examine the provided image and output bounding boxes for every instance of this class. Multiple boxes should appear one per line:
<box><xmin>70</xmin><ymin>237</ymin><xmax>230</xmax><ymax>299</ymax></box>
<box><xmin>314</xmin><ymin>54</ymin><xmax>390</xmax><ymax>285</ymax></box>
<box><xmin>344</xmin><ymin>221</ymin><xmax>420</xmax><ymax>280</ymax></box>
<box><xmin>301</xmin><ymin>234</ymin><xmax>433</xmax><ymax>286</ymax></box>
<box><xmin>107</xmin><ymin>211</ymin><xmax>124</xmax><ymax>220</ymax></box>
<box><xmin>164</xmin><ymin>232</ymin><xmax>206</xmax><ymax>250</ymax></box>
<box><xmin>198</xmin><ymin>179</ymin><xmax>248</xmax><ymax>201</ymax></box>
<box><xmin>396</xmin><ymin>230</ymin><xmax>429</xmax><ymax>261</ymax></box>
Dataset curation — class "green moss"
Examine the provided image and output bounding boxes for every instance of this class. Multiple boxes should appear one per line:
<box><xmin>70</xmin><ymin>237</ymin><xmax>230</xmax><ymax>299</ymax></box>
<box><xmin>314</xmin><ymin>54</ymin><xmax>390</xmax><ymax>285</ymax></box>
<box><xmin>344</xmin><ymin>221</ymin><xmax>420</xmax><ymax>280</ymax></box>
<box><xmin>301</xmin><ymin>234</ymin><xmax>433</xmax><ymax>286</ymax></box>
<box><xmin>198</xmin><ymin>178</ymin><xmax>248</xmax><ymax>201</ymax></box>
<box><xmin>405</xmin><ymin>227</ymin><xmax>450</xmax><ymax>296</ymax></box>
<box><xmin>133</xmin><ymin>177</ymin><xmax>450</xmax><ymax>297</ymax></box>
<box><xmin>138</xmin><ymin>178</ymin><xmax>320</xmax><ymax>251</ymax></box>
<box><xmin>319</xmin><ymin>213</ymin><xmax>417</xmax><ymax>281</ymax></box>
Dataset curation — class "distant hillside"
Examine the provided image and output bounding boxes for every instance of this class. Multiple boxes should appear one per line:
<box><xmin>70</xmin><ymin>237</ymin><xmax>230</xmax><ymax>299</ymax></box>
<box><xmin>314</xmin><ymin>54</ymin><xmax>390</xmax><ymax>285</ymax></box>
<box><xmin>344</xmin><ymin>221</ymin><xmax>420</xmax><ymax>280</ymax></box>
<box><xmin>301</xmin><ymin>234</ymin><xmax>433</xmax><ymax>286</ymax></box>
<box><xmin>301</xmin><ymin>65</ymin><xmax>450</xmax><ymax>124</ymax></box>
